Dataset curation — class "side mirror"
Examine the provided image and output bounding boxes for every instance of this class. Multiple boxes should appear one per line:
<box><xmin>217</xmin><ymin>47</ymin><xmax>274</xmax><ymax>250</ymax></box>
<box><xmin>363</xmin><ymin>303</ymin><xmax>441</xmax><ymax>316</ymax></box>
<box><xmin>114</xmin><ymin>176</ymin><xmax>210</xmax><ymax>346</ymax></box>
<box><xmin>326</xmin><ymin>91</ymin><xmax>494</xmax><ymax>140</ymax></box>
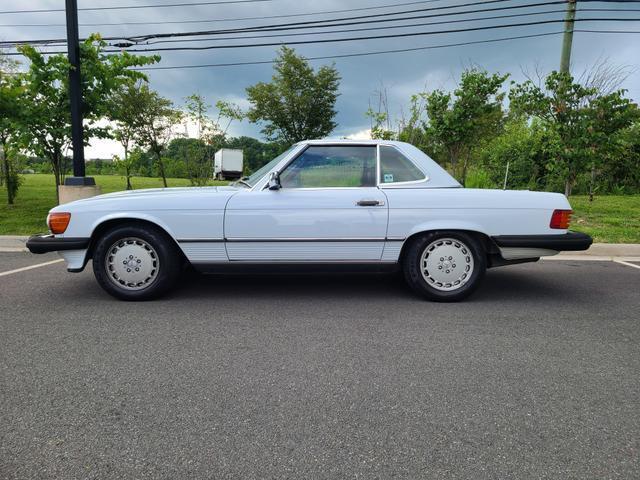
<box><xmin>267</xmin><ymin>172</ymin><xmax>281</xmax><ymax>190</ymax></box>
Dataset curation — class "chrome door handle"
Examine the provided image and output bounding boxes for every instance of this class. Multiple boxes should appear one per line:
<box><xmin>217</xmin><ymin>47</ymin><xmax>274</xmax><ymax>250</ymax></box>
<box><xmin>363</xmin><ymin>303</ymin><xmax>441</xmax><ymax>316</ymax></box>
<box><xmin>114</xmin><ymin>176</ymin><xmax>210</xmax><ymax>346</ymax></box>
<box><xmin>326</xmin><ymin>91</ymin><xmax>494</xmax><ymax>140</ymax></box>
<box><xmin>357</xmin><ymin>199</ymin><xmax>384</xmax><ymax>206</ymax></box>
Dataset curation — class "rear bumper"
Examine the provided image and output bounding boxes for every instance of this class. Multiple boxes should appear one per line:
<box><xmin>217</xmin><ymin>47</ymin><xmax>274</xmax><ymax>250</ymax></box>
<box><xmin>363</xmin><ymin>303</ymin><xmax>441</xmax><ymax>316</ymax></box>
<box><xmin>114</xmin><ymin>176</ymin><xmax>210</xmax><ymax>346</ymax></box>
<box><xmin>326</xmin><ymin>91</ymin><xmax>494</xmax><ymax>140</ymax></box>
<box><xmin>26</xmin><ymin>234</ymin><xmax>90</xmax><ymax>254</ymax></box>
<box><xmin>491</xmin><ymin>232</ymin><xmax>593</xmax><ymax>251</ymax></box>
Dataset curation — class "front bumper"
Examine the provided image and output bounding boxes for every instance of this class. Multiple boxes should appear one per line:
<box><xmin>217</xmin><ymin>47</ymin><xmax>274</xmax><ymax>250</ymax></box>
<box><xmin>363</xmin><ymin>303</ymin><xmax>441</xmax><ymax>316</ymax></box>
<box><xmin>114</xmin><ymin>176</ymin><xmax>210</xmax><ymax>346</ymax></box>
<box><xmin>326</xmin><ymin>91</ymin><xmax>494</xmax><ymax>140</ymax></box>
<box><xmin>491</xmin><ymin>232</ymin><xmax>593</xmax><ymax>251</ymax></box>
<box><xmin>26</xmin><ymin>234</ymin><xmax>90</xmax><ymax>254</ymax></box>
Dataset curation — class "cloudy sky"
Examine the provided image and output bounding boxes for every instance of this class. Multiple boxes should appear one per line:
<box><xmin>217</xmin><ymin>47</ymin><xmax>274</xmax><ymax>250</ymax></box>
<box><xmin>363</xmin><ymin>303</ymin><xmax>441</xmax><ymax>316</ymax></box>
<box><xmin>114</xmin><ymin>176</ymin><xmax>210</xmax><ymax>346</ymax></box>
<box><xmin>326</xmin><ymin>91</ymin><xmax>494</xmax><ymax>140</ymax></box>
<box><xmin>1</xmin><ymin>0</ymin><xmax>638</xmax><ymax>158</ymax></box>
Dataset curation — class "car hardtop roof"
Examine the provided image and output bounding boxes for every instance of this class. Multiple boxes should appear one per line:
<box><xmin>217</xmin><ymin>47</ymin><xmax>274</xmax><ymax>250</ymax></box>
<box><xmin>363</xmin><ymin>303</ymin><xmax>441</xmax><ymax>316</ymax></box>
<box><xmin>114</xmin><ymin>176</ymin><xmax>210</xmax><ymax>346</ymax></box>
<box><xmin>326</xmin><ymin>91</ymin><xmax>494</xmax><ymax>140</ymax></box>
<box><xmin>290</xmin><ymin>139</ymin><xmax>461</xmax><ymax>189</ymax></box>
<box><xmin>295</xmin><ymin>139</ymin><xmax>405</xmax><ymax>146</ymax></box>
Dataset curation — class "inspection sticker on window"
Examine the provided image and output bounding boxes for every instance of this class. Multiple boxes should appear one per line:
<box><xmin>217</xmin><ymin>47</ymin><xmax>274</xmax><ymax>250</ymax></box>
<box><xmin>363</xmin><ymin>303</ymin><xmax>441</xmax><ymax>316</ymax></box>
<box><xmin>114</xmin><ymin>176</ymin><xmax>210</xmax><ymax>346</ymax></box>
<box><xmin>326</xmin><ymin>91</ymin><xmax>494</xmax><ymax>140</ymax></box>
<box><xmin>383</xmin><ymin>173</ymin><xmax>394</xmax><ymax>183</ymax></box>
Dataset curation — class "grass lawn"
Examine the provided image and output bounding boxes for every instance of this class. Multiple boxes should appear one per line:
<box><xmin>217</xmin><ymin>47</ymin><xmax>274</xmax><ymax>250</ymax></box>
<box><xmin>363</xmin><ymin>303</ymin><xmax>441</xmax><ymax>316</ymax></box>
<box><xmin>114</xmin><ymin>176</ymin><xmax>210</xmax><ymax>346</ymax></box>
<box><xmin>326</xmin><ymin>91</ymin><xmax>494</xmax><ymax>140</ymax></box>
<box><xmin>0</xmin><ymin>174</ymin><xmax>227</xmax><ymax>235</ymax></box>
<box><xmin>570</xmin><ymin>195</ymin><xmax>640</xmax><ymax>244</ymax></box>
<box><xmin>1</xmin><ymin>174</ymin><xmax>639</xmax><ymax>243</ymax></box>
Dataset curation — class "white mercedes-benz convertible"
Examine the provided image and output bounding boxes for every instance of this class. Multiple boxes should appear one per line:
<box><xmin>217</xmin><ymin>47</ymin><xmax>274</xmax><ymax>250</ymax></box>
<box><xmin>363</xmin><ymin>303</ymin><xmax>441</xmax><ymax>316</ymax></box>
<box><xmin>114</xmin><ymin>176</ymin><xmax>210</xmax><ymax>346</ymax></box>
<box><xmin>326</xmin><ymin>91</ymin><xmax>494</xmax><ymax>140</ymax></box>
<box><xmin>27</xmin><ymin>140</ymin><xmax>592</xmax><ymax>301</ymax></box>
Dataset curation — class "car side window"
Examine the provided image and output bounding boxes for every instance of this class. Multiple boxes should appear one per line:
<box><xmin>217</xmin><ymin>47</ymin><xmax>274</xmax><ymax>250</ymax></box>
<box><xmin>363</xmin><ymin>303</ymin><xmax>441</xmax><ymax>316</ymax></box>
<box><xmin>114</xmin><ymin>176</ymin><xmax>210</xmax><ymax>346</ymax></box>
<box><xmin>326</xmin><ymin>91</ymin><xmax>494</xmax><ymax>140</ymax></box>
<box><xmin>279</xmin><ymin>146</ymin><xmax>377</xmax><ymax>188</ymax></box>
<box><xmin>379</xmin><ymin>145</ymin><xmax>425</xmax><ymax>184</ymax></box>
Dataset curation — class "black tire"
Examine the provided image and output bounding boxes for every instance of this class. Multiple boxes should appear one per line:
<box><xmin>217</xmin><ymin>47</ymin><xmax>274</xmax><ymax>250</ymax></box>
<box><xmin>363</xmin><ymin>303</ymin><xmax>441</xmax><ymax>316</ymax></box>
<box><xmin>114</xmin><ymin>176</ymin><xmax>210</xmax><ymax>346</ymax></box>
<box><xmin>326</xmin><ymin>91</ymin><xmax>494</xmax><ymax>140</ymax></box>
<box><xmin>92</xmin><ymin>224</ymin><xmax>182</xmax><ymax>301</ymax></box>
<box><xmin>402</xmin><ymin>231</ymin><xmax>486</xmax><ymax>302</ymax></box>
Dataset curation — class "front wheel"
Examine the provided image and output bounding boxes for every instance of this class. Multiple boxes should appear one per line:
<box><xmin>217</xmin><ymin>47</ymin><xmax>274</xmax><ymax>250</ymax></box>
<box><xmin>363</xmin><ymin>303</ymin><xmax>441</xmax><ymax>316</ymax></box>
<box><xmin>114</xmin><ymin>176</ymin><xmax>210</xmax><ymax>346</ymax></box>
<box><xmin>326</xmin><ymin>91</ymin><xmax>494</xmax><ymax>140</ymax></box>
<box><xmin>92</xmin><ymin>224</ymin><xmax>182</xmax><ymax>301</ymax></box>
<box><xmin>403</xmin><ymin>232</ymin><xmax>486</xmax><ymax>302</ymax></box>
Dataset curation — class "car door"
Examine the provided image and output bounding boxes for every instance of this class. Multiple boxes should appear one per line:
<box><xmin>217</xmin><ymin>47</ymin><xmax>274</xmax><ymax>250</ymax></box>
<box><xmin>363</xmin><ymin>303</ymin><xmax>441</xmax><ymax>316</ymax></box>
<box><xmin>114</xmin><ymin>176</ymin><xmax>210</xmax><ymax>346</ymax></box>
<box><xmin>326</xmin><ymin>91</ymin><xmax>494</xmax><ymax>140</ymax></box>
<box><xmin>224</xmin><ymin>144</ymin><xmax>388</xmax><ymax>261</ymax></box>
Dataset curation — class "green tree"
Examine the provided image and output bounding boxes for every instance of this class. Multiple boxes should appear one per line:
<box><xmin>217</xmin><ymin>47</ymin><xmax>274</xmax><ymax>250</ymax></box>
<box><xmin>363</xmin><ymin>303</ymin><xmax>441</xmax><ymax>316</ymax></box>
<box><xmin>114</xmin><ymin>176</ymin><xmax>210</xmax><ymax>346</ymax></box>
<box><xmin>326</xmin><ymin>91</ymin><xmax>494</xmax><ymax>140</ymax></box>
<box><xmin>112</xmin><ymin>153</ymin><xmax>133</xmax><ymax>189</ymax></box>
<box><xmin>598</xmin><ymin>121</ymin><xmax>640</xmax><ymax>193</ymax></box>
<box><xmin>509</xmin><ymin>71</ymin><xmax>639</xmax><ymax>196</ymax></box>
<box><xmin>108</xmin><ymin>82</ymin><xmax>149</xmax><ymax>189</ymax></box>
<box><xmin>422</xmin><ymin>69</ymin><xmax>509</xmax><ymax>185</ymax></box>
<box><xmin>167</xmin><ymin>137</ymin><xmax>210</xmax><ymax>182</ymax></box>
<box><xmin>246</xmin><ymin>46</ymin><xmax>340</xmax><ymax>143</ymax></box>
<box><xmin>112</xmin><ymin>147</ymin><xmax>146</xmax><ymax>189</ymax></box>
<box><xmin>0</xmin><ymin>54</ymin><xmax>23</xmax><ymax>204</ymax></box>
<box><xmin>477</xmin><ymin>118</ymin><xmax>550</xmax><ymax>190</ymax></box>
<box><xmin>182</xmin><ymin>93</ymin><xmax>243</xmax><ymax>185</ymax></box>
<box><xmin>132</xmin><ymin>85</ymin><xmax>182</xmax><ymax>188</ymax></box>
<box><xmin>366</xmin><ymin>87</ymin><xmax>395</xmax><ymax>140</ymax></box>
<box><xmin>366</xmin><ymin>109</ymin><xmax>395</xmax><ymax>140</ymax></box>
<box><xmin>224</xmin><ymin>136</ymin><xmax>286</xmax><ymax>174</ymax></box>
<box><xmin>17</xmin><ymin>34</ymin><xmax>158</xmax><ymax>201</ymax></box>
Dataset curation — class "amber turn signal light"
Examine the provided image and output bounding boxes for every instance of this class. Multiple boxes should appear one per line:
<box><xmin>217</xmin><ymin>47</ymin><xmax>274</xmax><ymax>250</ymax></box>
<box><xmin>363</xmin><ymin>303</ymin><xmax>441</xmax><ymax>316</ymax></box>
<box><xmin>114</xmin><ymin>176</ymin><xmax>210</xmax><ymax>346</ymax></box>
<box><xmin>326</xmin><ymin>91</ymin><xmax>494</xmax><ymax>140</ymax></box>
<box><xmin>550</xmin><ymin>209</ymin><xmax>572</xmax><ymax>229</ymax></box>
<box><xmin>48</xmin><ymin>212</ymin><xmax>71</xmax><ymax>234</ymax></box>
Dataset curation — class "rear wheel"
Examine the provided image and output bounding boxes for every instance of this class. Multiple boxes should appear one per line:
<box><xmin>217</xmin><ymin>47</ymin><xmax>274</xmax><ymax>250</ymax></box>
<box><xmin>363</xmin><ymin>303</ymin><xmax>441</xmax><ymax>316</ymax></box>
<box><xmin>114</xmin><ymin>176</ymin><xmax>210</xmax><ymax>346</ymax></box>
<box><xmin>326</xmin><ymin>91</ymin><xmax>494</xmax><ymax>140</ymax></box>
<box><xmin>403</xmin><ymin>232</ymin><xmax>486</xmax><ymax>302</ymax></box>
<box><xmin>92</xmin><ymin>224</ymin><xmax>181</xmax><ymax>300</ymax></box>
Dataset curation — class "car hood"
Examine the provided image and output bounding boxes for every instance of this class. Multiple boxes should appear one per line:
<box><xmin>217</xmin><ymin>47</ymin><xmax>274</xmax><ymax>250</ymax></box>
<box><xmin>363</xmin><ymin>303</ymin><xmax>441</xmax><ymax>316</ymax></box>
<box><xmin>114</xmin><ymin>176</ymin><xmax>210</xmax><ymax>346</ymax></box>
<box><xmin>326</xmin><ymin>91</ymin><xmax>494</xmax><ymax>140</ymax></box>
<box><xmin>85</xmin><ymin>185</ymin><xmax>238</xmax><ymax>199</ymax></box>
<box><xmin>52</xmin><ymin>185</ymin><xmax>243</xmax><ymax>212</ymax></box>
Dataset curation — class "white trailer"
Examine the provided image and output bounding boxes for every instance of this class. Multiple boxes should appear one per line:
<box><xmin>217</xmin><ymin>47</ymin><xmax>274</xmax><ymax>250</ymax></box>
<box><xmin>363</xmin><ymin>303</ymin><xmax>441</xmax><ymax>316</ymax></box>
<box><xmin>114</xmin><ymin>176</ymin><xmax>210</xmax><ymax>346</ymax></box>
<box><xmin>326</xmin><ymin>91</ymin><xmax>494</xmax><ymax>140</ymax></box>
<box><xmin>214</xmin><ymin>149</ymin><xmax>243</xmax><ymax>180</ymax></box>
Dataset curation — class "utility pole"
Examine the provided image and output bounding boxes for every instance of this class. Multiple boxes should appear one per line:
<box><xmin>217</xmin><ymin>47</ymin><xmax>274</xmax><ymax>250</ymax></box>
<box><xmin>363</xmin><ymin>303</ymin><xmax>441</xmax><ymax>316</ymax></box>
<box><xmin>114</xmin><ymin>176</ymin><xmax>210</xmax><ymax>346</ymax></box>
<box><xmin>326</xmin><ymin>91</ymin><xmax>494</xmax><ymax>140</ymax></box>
<box><xmin>560</xmin><ymin>0</ymin><xmax>577</xmax><ymax>73</ymax></box>
<box><xmin>61</xmin><ymin>0</ymin><xmax>99</xmax><ymax>202</ymax></box>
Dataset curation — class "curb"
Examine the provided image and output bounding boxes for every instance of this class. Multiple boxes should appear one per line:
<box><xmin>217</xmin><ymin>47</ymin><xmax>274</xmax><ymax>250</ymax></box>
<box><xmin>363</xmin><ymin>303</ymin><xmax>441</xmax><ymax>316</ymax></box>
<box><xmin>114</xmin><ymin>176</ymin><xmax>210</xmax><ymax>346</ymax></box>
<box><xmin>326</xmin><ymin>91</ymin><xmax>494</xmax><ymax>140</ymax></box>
<box><xmin>1</xmin><ymin>236</ymin><xmax>639</xmax><ymax>259</ymax></box>
<box><xmin>0</xmin><ymin>236</ymin><xmax>29</xmax><ymax>253</ymax></box>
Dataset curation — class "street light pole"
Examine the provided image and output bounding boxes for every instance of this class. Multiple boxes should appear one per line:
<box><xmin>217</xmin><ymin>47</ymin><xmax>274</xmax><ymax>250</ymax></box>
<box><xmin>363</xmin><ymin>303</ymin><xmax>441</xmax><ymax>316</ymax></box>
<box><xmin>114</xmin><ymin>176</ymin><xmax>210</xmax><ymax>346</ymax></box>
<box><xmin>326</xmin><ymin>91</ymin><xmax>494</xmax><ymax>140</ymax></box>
<box><xmin>64</xmin><ymin>0</ymin><xmax>94</xmax><ymax>186</ymax></box>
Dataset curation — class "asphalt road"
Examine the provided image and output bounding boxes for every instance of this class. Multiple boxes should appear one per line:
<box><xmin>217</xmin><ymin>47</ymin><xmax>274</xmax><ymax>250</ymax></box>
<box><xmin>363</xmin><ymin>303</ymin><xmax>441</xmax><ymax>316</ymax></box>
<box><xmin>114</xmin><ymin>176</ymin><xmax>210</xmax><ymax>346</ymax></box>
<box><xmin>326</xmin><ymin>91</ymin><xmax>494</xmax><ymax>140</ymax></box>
<box><xmin>1</xmin><ymin>253</ymin><xmax>639</xmax><ymax>479</ymax></box>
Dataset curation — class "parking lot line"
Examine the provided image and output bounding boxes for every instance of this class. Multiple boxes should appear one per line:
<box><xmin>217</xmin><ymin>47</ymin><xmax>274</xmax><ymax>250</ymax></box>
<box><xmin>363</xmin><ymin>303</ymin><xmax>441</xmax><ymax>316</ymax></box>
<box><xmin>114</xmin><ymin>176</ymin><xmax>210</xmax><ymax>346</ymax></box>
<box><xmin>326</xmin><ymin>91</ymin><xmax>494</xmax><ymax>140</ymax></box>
<box><xmin>613</xmin><ymin>259</ymin><xmax>640</xmax><ymax>270</ymax></box>
<box><xmin>0</xmin><ymin>258</ymin><xmax>64</xmax><ymax>277</ymax></box>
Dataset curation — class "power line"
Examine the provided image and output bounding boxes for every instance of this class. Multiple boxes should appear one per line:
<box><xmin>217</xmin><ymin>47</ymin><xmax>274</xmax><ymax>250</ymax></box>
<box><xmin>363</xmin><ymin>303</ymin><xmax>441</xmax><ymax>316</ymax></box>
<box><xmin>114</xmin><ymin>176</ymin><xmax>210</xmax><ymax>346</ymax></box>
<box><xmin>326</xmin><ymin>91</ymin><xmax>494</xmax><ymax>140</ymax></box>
<box><xmin>4</xmin><ymin>17</ymin><xmax>638</xmax><ymax>53</ymax></box>
<box><xmin>0</xmin><ymin>0</ymin><xmax>518</xmax><ymax>44</ymax></box>
<box><xmin>137</xmin><ymin>7</ymin><xmax>640</xmax><ymax>45</ymax></box>
<box><xmin>3</xmin><ymin>27</ymin><xmax>637</xmax><ymax>59</ymax></box>
<box><xmin>575</xmin><ymin>27</ymin><xmax>640</xmax><ymax>31</ymax></box>
<box><xmin>6</xmin><ymin>0</ymin><xmax>638</xmax><ymax>45</ymax></box>
<box><xmin>0</xmin><ymin>0</ymin><xmax>276</xmax><ymax>15</ymax></box>
<box><xmin>98</xmin><ymin>0</ymin><xmax>640</xmax><ymax>43</ymax></box>
<box><xmin>141</xmin><ymin>9</ymin><xmax>573</xmax><ymax>45</ymax></box>
<box><xmin>0</xmin><ymin>0</ymin><xmax>448</xmax><ymax>27</ymax></box>
<box><xmin>1</xmin><ymin>0</ymin><xmax>572</xmax><ymax>46</ymax></box>
<box><xmin>0</xmin><ymin>0</ymin><xmax>637</xmax><ymax>24</ymax></box>
<box><xmin>109</xmin><ymin>18</ymin><xmax>640</xmax><ymax>52</ymax></box>
<box><xmin>133</xmin><ymin>30</ymin><xmax>639</xmax><ymax>71</ymax></box>
<box><xmin>125</xmin><ymin>0</ymin><xmax>550</xmax><ymax>41</ymax></box>
<box><xmin>12</xmin><ymin>8</ymin><xmax>574</xmax><ymax>48</ymax></box>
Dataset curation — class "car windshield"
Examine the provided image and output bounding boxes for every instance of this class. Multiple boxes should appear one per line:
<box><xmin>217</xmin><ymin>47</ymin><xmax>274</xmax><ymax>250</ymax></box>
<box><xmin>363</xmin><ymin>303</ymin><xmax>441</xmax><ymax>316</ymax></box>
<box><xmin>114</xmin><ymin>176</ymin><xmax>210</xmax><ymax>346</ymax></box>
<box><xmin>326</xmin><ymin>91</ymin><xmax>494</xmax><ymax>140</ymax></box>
<box><xmin>240</xmin><ymin>145</ymin><xmax>299</xmax><ymax>187</ymax></box>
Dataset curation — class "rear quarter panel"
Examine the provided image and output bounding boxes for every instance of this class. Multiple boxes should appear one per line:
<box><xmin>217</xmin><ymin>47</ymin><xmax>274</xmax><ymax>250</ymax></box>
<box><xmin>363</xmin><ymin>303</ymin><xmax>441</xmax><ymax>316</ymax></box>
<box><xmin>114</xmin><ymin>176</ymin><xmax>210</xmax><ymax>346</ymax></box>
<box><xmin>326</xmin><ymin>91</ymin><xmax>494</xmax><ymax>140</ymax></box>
<box><xmin>384</xmin><ymin>188</ymin><xmax>571</xmax><ymax>238</ymax></box>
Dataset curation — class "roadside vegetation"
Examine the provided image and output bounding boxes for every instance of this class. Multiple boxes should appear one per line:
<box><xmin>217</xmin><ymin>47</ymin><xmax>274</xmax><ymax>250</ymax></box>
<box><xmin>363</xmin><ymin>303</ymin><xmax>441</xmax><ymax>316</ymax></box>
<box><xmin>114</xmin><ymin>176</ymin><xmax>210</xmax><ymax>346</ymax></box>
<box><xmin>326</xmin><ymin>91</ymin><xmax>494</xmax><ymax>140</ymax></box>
<box><xmin>369</xmin><ymin>67</ymin><xmax>639</xmax><ymax>197</ymax></box>
<box><xmin>569</xmin><ymin>195</ymin><xmax>640</xmax><ymax>244</ymax></box>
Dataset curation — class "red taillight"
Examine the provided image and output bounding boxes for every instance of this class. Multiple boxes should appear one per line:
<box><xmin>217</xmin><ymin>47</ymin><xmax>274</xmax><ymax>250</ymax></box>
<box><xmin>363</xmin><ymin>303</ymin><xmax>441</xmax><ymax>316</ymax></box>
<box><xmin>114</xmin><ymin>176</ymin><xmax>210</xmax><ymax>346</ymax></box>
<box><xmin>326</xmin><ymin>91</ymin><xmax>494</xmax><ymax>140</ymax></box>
<box><xmin>550</xmin><ymin>209</ymin><xmax>572</xmax><ymax>229</ymax></box>
<box><xmin>48</xmin><ymin>212</ymin><xmax>71</xmax><ymax>234</ymax></box>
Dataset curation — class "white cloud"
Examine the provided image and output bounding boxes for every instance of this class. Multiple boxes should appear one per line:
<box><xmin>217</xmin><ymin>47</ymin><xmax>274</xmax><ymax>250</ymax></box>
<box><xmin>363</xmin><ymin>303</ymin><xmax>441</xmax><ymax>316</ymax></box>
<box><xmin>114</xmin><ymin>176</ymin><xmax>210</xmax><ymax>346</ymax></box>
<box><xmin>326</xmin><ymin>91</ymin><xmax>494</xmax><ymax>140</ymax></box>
<box><xmin>85</xmin><ymin>136</ymin><xmax>123</xmax><ymax>160</ymax></box>
<box><xmin>344</xmin><ymin>129</ymin><xmax>372</xmax><ymax>140</ymax></box>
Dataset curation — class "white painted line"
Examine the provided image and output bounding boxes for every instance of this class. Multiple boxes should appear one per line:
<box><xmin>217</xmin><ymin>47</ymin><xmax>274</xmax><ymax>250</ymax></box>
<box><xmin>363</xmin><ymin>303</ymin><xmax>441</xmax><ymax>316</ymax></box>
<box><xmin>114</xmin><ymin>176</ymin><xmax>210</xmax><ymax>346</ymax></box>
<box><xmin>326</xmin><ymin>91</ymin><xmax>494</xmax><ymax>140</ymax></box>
<box><xmin>543</xmin><ymin>256</ymin><xmax>640</xmax><ymax>262</ymax></box>
<box><xmin>0</xmin><ymin>259</ymin><xmax>64</xmax><ymax>277</ymax></box>
<box><xmin>543</xmin><ymin>255</ymin><xmax>609</xmax><ymax>261</ymax></box>
<box><xmin>613</xmin><ymin>259</ymin><xmax>640</xmax><ymax>270</ymax></box>
<box><xmin>617</xmin><ymin>257</ymin><xmax>640</xmax><ymax>262</ymax></box>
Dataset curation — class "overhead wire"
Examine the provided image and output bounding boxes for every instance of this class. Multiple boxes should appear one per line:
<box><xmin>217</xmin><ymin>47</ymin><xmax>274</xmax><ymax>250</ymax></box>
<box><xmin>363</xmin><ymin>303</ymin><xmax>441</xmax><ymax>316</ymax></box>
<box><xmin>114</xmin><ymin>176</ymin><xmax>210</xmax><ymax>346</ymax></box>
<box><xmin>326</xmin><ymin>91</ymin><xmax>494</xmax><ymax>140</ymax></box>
<box><xmin>0</xmin><ymin>0</ymin><xmax>277</xmax><ymax>15</ymax></box>
<box><xmin>3</xmin><ymin>0</ymin><xmax>639</xmax><ymax>45</ymax></box>
<box><xmin>3</xmin><ymin>17</ymin><xmax>637</xmax><ymax>53</ymax></box>
<box><xmin>0</xmin><ymin>0</ymin><xmax>450</xmax><ymax>27</ymax></box>
<box><xmin>1</xmin><ymin>0</ymin><xmax>521</xmax><ymax>44</ymax></box>
<box><xmin>132</xmin><ymin>30</ymin><xmax>639</xmax><ymax>70</ymax></box>
<box><xmin>139</xmin><ymin>8</ymin><xmax>640</xmax><ymax>45</ymax></box>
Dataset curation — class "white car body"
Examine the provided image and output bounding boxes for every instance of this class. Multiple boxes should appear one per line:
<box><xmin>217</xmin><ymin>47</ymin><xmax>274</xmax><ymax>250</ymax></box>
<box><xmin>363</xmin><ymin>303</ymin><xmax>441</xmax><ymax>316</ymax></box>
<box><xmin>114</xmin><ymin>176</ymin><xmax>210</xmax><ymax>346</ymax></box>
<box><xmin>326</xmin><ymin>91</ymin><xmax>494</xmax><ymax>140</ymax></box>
<box><xmin>28</xmin><ymin>140</ymin><xmax>591</xmax><ymax>300</ymax></box>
